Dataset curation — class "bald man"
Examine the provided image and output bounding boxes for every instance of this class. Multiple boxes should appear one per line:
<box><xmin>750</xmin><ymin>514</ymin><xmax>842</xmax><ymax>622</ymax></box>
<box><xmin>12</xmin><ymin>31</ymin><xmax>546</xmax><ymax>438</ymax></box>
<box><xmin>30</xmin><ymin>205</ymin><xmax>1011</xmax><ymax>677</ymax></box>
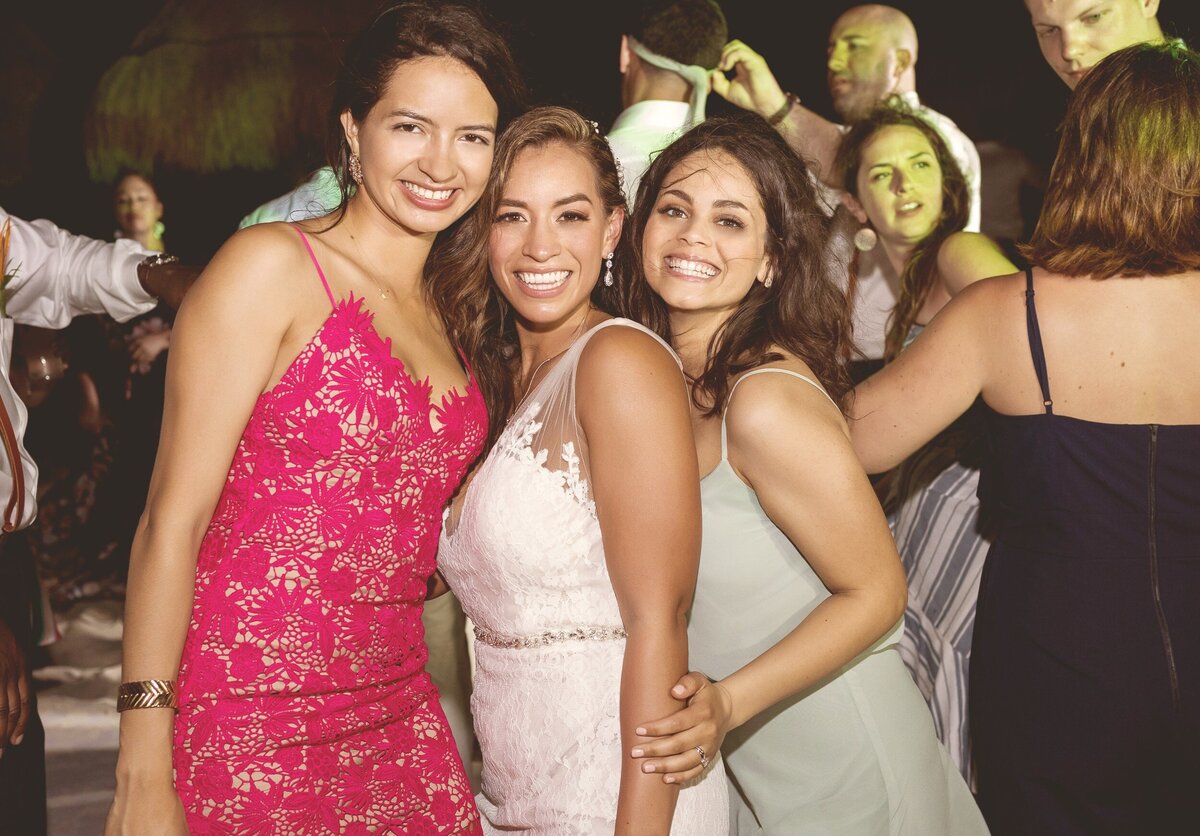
<box><xmin>827</xmin><ymin>3</ymin><xmax>921</xmax><ymax>121</ymax></box>
<box><xmin>1026</xmin><ymin>0</ymin><xmax>1165</xmax><ymax>87</ymax></box>
<box><xmin>712</xmin><ymin>4</ymin><xmax>981</xmax><ymax>363</ymax></box>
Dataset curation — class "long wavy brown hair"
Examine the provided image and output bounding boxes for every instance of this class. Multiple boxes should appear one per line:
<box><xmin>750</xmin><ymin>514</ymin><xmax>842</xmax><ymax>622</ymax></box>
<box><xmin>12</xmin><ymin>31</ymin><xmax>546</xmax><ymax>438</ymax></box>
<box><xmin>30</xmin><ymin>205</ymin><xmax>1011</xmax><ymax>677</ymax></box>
<box><xmin>614</xmin><ymin>114</ymin><xmax>852</xmax><ymax>415</ymax></box>
<box><xmin>835</xmin><ymin>106</ymin><xmax>970</xmax><ymax>361</ymax></box>
<box><xmin>430</xmin><ymin>106</ymin><xmax>627</xmax><ymax>452</ymax></box>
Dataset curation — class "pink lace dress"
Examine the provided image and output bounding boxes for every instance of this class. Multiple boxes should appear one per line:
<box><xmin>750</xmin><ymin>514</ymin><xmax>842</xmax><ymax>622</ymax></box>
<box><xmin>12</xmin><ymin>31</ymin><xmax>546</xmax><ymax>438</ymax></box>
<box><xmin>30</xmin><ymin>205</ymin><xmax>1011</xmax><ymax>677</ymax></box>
<box><xmin>172</xmin><ymin>229</ymin><xmax>486</xmax><ymax>834</ymax></box>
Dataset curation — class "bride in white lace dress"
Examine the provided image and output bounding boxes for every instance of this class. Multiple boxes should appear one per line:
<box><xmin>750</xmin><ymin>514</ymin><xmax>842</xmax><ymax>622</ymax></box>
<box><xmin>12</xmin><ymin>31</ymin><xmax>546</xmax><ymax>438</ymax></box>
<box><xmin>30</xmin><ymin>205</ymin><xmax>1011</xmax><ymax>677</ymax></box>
<box><xmin>435</xmin><ymin>107</ymin><xmax>728</xmax><ymax>834</ymax></box>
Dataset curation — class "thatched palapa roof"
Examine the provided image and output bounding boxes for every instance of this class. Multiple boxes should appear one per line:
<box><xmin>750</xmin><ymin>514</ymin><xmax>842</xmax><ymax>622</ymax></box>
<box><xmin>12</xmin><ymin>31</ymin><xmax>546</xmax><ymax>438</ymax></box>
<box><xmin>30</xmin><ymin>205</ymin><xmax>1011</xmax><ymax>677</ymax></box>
<box><xmin>85</xmin><ymin>0</ymin><xmax>379</xmax><ymax>182</ymax></box>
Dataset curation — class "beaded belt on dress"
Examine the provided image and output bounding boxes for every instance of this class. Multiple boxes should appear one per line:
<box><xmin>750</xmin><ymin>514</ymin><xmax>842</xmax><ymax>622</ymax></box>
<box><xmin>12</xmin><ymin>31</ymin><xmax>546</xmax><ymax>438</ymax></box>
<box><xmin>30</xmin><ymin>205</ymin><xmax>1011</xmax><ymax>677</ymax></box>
<box><xmin>473</xmin><ymin>624</ymin><xmax>627</xmax><ymax>649</ymax></box>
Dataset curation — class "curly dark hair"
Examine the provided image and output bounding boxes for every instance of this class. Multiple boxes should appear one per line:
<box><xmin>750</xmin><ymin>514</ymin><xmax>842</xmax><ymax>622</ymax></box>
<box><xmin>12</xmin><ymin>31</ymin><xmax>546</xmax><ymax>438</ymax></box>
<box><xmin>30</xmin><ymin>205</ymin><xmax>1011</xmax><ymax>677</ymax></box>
<box><xmin>430</xmin><ymin>106</ymin><xmax>627</xmax><ymax>452</ymax></box>
<box><xmin>614</xmin><ymin>113</ymin><xmax>853</xmax><ymax>415</ymax></box>
<box><xmin>835</xmin><ymin>105</ymin><xmax>970</xmax><ymax>361</ymax></box>
<box><xmin>626</xmin><ymin>0</ymin><xmax>728</xmax><ymax>69</ymax></box>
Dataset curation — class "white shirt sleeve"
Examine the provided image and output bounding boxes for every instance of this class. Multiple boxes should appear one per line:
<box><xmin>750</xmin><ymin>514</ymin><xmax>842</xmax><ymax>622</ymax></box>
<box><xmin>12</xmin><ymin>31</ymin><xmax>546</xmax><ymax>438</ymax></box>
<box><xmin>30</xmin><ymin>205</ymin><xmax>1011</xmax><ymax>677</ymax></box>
<box><xmin>954</xmin><ymin>132</ymin><xmax>983</xmax><ymax>233</ymax></box>
<box><xmin>0</xmin><ymin>208</ymin><xmax>160</xmax><ymax>531</ymax></box>
<box><xmin>931</xmin><ymin>115</ymin><xmax>982</xmax><ymax>233</ymax></box>
<box><xmin>2</xmin><ymin>208</ymin><xmax>158</xmax><ymax>328</ymax></box>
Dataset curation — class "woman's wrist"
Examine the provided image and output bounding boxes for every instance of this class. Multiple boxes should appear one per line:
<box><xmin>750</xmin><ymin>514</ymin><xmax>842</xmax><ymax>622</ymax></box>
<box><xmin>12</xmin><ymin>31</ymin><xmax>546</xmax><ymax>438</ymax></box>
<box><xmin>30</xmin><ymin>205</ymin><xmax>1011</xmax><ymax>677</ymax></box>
<box><xmin>714</xmin><ymin>676</ymin><xmax>747</xmax><ymax>731</ymax></box>
<box><xmin>115</xmin><ymin>761</ymin><xmax>174</xmax><ymax>784</ymax></box>
<box><xmin>116</xmin><ymin>708</ymin><xmax>176</xmax><ymax>764</ymax></box>
<box><xmin>115</xmin><ymin>746</ymin><xmax>175</xmax><ymax>787</ymax></box>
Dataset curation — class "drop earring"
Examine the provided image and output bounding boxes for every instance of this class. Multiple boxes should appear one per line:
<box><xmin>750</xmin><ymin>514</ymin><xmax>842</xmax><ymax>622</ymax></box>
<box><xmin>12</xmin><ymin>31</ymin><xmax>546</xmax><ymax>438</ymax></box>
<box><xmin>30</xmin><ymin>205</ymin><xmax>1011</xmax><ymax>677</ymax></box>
<box><xmin>603</xmin><ymin>252</ymin><xmax>614</xmax><ymax>287</ymax></box>
<box><xmin>853</xmin><ymin>226</ymin><xmax>877</xmax><ymax>252</ymax></box>
<box><xmin>349</xmin><ymin>153</ymin><xmax>363</xmax><ymax>185</ymax></box>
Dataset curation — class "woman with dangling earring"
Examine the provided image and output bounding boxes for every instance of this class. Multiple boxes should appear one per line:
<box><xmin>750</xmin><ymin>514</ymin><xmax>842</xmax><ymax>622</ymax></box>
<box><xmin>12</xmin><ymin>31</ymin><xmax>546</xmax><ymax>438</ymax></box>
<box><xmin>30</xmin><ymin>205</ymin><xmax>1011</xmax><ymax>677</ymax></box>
<box><xmin>113</xmin><ymin>169</ymin><xmax>166</xmax><ymax>252</ymax></box>
<box><xmin>20</xmin><ymin>169</ymin><xmax>178</xmax><ymax>603</ymax></box>
<box><xmin>836</xmin><ymin>106</ymin><xmax>1016</xmax><ymax>786</ymax></box>
<box><xmin>111</xmin><ymin>171</ymin><xmax>173</xmax><ymax>377</ymax></box>
<box><xmin>99</xmin><ymin>172</ymin><xmax>174</xmax><ymax>579</ymax></box>
<box><xmin>434</xmin><ymin>105</ymin><xmax>729</xmax><ymax>834</ymax></box>
<box><xmin>617</xmin><ymin>113</ymin><xmax>988</xmax><ymax>834</ymax></box>
<box><xmin>106</xmin><ymin>3</ymin><xmax>527</xmax><ymax>833</ymax></box>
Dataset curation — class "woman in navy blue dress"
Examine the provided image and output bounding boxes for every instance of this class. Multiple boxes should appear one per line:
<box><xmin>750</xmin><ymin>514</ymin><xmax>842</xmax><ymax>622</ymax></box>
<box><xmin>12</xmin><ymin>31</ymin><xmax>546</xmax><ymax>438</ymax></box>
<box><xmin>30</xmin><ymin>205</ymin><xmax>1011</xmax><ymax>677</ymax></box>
<box><xmin>849</xmin><ymin>42</ymin><xmax>1200</xmax><ymax>835</ymax></box>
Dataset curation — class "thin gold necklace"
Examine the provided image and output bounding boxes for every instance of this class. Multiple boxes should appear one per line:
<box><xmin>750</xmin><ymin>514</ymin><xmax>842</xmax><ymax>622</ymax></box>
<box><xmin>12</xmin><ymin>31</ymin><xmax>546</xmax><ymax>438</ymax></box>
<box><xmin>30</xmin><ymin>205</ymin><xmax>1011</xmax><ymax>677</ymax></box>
<box><xmin>347</xmin><ymin>229</ymin><xmax>396</xmax><ymax>300</ymax></box>
<box><xmin>519</xmin><ymin>309</ymin><xmax>594</xmax><ymax>399</ymax></box>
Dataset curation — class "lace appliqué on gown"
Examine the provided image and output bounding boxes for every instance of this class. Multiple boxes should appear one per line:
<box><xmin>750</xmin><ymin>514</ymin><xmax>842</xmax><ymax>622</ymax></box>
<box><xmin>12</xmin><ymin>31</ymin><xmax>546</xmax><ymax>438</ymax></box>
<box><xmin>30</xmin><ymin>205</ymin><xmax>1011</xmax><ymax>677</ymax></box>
<box><xmin>501</xmin><ymin>405</ymin><xmax>597</xmax><ymax>517</ymax></box>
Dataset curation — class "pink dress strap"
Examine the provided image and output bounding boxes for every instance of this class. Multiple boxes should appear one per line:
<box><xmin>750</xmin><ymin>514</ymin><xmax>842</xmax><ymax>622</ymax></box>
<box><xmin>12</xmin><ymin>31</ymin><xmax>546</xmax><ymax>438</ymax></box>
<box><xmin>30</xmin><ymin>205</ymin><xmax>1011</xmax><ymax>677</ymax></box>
<box><xmin>456</xmin><ymin>347</ymin><xmax>475</xmax><ymax>382</ymax></box>
<box><xmin>291</xmin><ymin>226</ymin><xmax>337</xmax><ymax>308</ymax></box>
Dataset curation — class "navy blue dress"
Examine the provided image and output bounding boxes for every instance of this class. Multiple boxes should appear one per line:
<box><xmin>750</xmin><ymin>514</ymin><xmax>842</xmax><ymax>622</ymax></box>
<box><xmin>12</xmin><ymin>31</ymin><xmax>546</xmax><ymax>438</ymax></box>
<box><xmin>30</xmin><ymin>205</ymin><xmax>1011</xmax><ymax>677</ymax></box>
<box><xmin>972</xmin><ymin>269</ymin><xmax>1200</xmax><ymax>834</ymax></box>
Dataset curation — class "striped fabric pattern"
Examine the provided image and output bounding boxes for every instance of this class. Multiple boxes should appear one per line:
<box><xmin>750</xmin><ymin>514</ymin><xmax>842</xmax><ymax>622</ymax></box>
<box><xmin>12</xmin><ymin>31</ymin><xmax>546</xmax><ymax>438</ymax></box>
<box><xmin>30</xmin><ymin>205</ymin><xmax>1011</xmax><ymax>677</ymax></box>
<box><xmin>887</xmin><ymin>434</ymin><xmax>989</xmax><ymax>788</ymax></box>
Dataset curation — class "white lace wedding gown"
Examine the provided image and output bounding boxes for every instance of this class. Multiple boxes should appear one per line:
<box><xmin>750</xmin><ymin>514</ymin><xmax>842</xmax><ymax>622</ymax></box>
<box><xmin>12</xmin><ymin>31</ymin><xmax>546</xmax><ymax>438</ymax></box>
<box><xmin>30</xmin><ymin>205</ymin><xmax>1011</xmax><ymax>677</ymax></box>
<box><xmin>437</xmin><ymin>318</ymin><xmax>729</xmax><ymax>834</ymax></box>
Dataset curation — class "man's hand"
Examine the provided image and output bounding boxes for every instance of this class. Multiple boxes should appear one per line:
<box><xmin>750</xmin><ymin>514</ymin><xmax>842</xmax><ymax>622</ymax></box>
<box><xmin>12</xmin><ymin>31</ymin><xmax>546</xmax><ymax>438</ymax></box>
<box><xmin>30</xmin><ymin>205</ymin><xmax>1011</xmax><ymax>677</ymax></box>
<box><xmin>709</xmin><ymin>40</ymin><xmax>789</xmax><ymax>119</ymax></box>
<box><xmin>0</xmin><ymin>617</ymin><xmax>30</xmax><ymax>756</ymax></box>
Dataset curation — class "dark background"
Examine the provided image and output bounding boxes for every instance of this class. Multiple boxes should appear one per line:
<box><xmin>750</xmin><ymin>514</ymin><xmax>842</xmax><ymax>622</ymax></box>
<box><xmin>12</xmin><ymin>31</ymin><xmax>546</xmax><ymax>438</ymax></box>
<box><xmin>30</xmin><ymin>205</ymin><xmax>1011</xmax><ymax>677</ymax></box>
<box><xmin>4</xmin><ymin>0</ymin><xmax>1199</xmax><ymax>262</ymax></box>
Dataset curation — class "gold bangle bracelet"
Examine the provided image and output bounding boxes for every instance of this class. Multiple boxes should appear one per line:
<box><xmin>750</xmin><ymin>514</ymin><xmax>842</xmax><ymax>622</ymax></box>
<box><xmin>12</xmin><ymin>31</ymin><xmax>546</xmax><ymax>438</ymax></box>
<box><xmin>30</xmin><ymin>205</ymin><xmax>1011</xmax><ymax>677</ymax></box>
<box><xmin>116</xmin><ymin>679</ymin><xmax>178</xmax><ymax>712</ymax></box>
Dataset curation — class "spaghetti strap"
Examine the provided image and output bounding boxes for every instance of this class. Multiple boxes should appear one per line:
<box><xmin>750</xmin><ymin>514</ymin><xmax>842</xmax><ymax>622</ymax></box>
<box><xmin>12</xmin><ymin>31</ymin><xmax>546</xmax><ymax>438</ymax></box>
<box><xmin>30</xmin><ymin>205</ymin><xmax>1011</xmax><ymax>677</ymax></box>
<box><xmin>456</xmin><ymin>347</ymin><xmax>475</xmax><ymax>382</ymax></box>
<box><xmin>720</xmin><ymin>368</ymin><xmax>838</xmax><ymax>459</ymax></box>
<box><xmin>1023</xmin><ymin>268</ymin><xmax>1054</xmax><ymax>414</ymax></box>
<box><xmin>291</xmin><ymin>226</ymin><xmax>337</xmax><ymax>308</ymax></box>
<box><xmin>582</xmin><ymin>318</ymin><xmax>682</xmax><ymax>369</ymax></box>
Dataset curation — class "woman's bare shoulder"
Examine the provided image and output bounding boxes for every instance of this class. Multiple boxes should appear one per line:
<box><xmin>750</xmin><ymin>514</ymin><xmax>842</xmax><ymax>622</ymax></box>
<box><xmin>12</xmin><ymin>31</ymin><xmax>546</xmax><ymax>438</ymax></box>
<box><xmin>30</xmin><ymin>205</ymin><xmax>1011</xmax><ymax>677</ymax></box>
<box><xmin>575</xmin><ymin>320</ymin><xmax>686</xmax><ymax>423</ymax></box>
<box><xmin>937</xmin><ymin>231</ymin><xmax>1019</xmax><ymax>294</ymax></box>
<box><xmin>577</xmin><ymin>320</ymin><xmax>680</xmax><ymax>381</ymax></box>
<box><xmin>187</xmin><ymin>223</ymin><xmax>322</xmax><ymax>308</ymax></box>
<box><xmin>725</xmin><ymin>353</ymin><xmax>844</xmax><ymax>444</ymax></box>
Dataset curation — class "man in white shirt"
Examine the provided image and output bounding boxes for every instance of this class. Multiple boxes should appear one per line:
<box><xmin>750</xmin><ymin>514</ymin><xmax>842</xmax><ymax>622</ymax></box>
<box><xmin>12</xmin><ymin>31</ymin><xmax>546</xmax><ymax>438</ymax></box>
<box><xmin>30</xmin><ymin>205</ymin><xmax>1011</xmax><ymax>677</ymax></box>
<box><xmin>608</xmin><ymin>0</ymin><xmax>727</xmax><ymax>202</ymax></box>
<box><xmin>0</xmin><ymin>208</ymin><xmax>189</xmax><ymax>833</ymax></box>
<box><xmin>1025</xmin><ymin>0</ymin><xmax>1166</xmax><ymax>88</ymax></box>
<box><xmin>711</xmin><ymin>5</ymin><xmax>982</xmax><ymax>362</ymax></box>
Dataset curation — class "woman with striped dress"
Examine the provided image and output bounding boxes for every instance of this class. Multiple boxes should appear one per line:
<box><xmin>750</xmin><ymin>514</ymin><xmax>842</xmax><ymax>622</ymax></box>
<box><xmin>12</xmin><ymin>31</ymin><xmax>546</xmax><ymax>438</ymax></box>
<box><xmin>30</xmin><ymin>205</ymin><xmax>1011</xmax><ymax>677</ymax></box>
<box><xmin>834</xmin><ymin>106</ymin><xmax>1016</xmax><ymax>782</ymax></box>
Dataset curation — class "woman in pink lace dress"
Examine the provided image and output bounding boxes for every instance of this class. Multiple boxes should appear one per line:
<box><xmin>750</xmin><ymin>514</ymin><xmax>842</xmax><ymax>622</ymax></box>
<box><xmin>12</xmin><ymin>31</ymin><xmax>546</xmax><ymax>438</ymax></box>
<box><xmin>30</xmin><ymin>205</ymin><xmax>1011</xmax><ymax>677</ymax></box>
<box><xmin>105</xmin><ymin>4</ymin><xmax>525</xmax><ymax>834</ymax></box>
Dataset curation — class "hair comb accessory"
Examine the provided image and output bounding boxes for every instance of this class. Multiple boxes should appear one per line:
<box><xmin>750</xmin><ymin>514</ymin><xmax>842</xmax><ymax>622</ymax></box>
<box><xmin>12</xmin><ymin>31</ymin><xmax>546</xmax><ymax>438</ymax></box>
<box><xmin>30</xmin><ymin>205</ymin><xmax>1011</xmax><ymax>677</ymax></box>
<box><xmin>609</xmin><ymin>152</ymin><xmax>627</xmax><ymax>194</ymax></box>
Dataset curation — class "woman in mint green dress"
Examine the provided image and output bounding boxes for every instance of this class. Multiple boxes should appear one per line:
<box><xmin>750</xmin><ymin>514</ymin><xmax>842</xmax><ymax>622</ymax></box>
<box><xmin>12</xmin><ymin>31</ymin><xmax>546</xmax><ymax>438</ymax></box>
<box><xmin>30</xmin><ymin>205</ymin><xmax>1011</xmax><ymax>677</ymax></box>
<box><xmin>616</xmin><ymin>116</ymin><xmax>987</xmax><ymax>835</ymax></box>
